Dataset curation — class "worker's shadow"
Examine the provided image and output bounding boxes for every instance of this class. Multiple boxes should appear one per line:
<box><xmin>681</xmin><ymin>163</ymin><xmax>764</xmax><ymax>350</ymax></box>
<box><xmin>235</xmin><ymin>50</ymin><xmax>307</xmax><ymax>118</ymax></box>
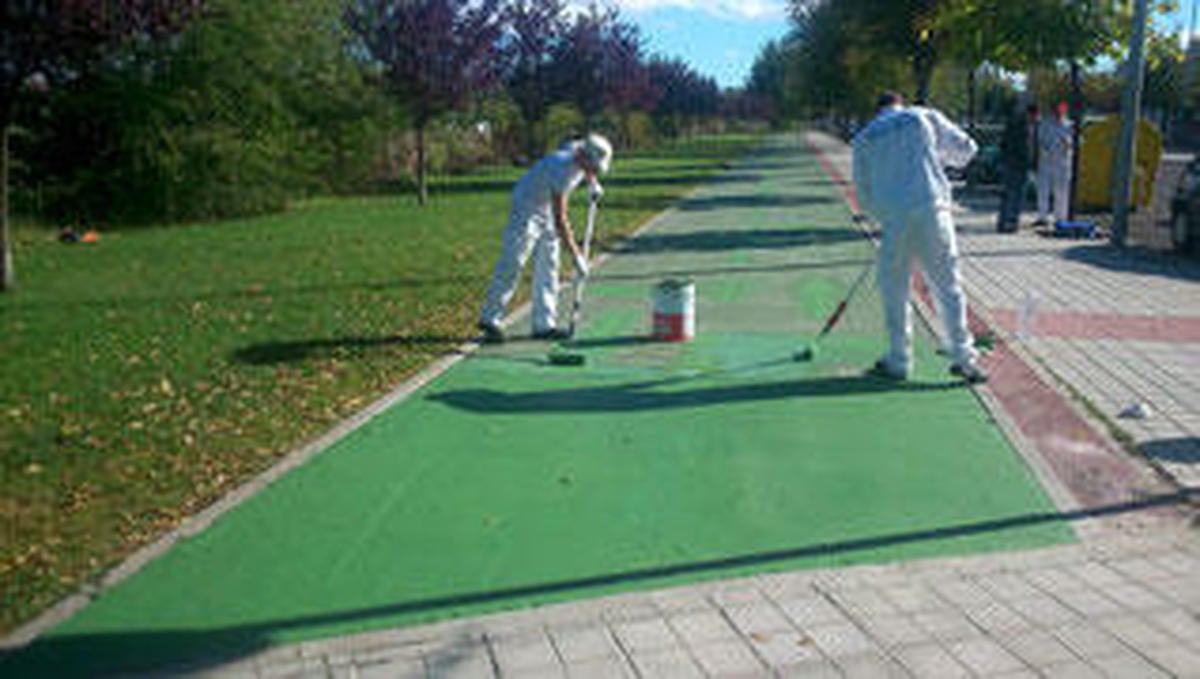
<box><xmin>428</xmin><ymin>373</ymin><xmax>959</xmax><ymax>414</ymax></box>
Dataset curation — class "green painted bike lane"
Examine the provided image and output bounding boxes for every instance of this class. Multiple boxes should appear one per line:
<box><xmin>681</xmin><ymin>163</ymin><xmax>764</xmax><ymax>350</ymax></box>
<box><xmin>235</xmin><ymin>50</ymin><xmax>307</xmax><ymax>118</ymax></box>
<box><xmin>5</xmin><ymin>136</ymin><xmax>1073</xmax><ymax>677</ymax></box>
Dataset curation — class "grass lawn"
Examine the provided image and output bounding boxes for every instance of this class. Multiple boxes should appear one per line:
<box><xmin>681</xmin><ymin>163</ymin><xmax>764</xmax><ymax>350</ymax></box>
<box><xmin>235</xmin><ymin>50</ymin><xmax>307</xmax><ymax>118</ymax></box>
<box><xmin>0</xmin><ymin>134</ymin><xmax>762</xmax><ymax>634</ymax></box>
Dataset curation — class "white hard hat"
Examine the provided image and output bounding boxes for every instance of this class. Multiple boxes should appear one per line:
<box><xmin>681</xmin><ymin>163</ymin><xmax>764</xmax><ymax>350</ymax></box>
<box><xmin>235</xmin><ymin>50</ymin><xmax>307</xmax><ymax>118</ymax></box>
<box><xmin>579</xmin><ymin>134</ymin><xmax>612</xmax><ymax>175</ymax></box>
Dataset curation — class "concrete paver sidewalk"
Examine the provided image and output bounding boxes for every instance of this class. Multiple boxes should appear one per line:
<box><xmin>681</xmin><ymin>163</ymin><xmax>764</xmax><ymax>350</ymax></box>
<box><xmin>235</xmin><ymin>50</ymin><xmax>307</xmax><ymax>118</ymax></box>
<box><xmin>205</xmin><ymin>134</ymin><xmax>1200</xmax><ymax>679</ymax></box>
<box><xmin>208</xmin><ymin>530</ymin><xmax>1199</xmax><ymax>679</ymax></box>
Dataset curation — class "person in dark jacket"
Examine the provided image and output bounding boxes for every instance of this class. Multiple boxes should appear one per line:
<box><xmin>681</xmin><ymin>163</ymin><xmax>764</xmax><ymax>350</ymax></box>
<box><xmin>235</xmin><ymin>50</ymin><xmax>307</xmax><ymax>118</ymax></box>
<box><xmin>996</xmin><ymin>103</ymin><xmax>1039</xmax><ymax>233</ymax></box>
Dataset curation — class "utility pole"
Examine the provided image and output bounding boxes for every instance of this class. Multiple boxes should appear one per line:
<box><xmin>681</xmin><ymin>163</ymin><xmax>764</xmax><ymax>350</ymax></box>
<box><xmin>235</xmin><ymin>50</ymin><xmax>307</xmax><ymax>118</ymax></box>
<box><xmin>1069</xmin><ymin>60</ymin><xmax>1082</xmax><ymax>221</ymax></box>
<box><xmin>1111</xmin><ymin>0</ymin><xmax>1151</xmax><ymax>246</ymax></box>
<box><xmin>1192</xmin><ymin>0</ymin><xmax>1199</xmax><ymax>51</ymax></box>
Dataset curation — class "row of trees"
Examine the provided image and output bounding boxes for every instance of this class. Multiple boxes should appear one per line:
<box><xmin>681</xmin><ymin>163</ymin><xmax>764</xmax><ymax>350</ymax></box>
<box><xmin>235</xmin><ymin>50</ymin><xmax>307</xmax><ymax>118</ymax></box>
<box><xmin>342</xmin><ymin>0</ymin><xmax>738</xmax><ymax>204</ymax></box>
<box><xmin>3</xmin><ymin>1</ymin><xmax>764</xmax><ymax>292</ymax></box>
<box><xmin>748</xmin><ymin>0</ymin><xmax>1182</xmax><ymax>128</ymax></box>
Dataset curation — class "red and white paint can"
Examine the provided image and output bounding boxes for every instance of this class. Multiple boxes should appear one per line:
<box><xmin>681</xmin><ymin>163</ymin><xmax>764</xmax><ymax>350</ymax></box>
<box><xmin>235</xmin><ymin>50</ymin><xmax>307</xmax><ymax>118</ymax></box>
<box><xmin>652</xmin><ymin>279</ymin><xmax>695</xmax><ymax>342</ymax></box>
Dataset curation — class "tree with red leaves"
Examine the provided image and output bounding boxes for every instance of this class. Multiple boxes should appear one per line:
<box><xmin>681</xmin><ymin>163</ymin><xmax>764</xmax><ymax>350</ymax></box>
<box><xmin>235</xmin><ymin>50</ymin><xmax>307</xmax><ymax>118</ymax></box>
<box><xmin>547</xmin><ymin>3</ymin><xmax>655</xmax><ymax>143</ymax></box>
<box><xmin>345</xmin><ymin>0</ymin><xmax>505</xmax><ymax>205</ymax></box>
<box><xmin>647</xmin><ymin>57</ymin><xmax>720</xmax><ymax>137</ymax></box>
<box><xmin>503</xmin><ymin>0</ymin><xmax>570</xmax><ymax>157</ymax></box>
<box><xmin>0</xmin><ymin>0</ymin><xmax>203</xmax><ymax>292</ymax></box>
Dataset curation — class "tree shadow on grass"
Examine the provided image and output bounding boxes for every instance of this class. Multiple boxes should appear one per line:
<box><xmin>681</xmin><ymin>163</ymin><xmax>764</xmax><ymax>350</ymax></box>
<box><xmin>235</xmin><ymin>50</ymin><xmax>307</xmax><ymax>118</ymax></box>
<box><xmin>5</xmin><ymin>490</ymin><xmax>1193</xmax><ymax>678</ymax></box>
<box><xmin>233</xmin><ymin>334</ymin><xmax>475</xmax><ymax>365</ymax></box>
<box><xmin>231</xmin><ymin>333</ymin><xmax>616</xmax><ymax>366</ymax></box>
<box><xmin>5</xmin><ymin>275</ymin><xmax>489</xmax><ymax>313</ymax></box>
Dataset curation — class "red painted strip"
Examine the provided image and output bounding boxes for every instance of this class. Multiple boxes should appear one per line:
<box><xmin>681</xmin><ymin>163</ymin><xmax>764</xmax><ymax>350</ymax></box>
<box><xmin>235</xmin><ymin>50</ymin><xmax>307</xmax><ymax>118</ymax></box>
<box><xmin>990</xmin><ymin>309</ymin><xmax>1200</xmax><ymax>343</ymax></box>
<box><xmin>807</xmin><ymin>136</ymin><xmax>1151</xmax><ymax>509</ymax></box>
<box><xmin>970</xmin><ymin>312</ymin><xmax>1149</xmax><ymax>507</ymax></box>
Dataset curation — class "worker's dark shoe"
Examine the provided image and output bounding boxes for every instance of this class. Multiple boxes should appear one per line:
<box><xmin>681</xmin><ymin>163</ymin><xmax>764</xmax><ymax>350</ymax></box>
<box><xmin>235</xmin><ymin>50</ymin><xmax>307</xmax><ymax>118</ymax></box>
<box><xmin>868</xmin><ymin>359</ymin><xmax>908</xmax><ymax>381</ymax></box>
<box><xmin>950</xmin><ymin>361</ymin><xmax>988</xmax><ymax>384</ymax></box>
<box><xmin>477</xmin><ymin>321</ymin><xmax>505</xmax><ymax>344</ymax></box>
<box><xmin>531</xmin><ymin>328</ymin><xmax>570</xmax><ymax>341</ymax></box>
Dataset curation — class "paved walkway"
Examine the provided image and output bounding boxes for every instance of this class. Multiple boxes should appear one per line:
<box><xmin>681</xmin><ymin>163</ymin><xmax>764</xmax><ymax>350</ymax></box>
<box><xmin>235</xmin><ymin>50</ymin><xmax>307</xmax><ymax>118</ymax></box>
<box><xmin>6</xmin><ymin>134</ymin><xmax>1198</xmax><ymax>679</ymax></box>
<box><xmin>183</xmin><ymin>134</ymin><xmax>1200</xmax><ymax>679</ymax></box>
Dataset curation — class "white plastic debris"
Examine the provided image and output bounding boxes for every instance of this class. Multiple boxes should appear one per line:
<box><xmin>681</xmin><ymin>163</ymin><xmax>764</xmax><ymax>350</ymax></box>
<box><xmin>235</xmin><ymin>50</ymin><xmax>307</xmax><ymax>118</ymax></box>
<box><xmin>1015</xmin><ymin>290</ymin><xmax>1039</xmax><ymax>340</ymax></box>
<box><xmin>1118</xmin><ymin>402</ymin><xmax>1153</xmax><ymax>420</ymax></box>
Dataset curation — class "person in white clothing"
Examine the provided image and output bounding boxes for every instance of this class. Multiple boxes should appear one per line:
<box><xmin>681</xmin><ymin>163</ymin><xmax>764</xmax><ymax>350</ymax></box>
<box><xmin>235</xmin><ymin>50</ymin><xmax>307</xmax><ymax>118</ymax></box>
<box><xmin>1036</xmin><ymin>101</ymin><xmax>1073</xmax><ymax>226</ymax></box>
<box><xmin>852</xmin><ymin>92</ymin><xmax>987</xmax><ymax>383</ymax></box>
<box><xmin>477</xmin><ymin>134</ymin><xmax>612</xmax><ymax>343</ymax></box>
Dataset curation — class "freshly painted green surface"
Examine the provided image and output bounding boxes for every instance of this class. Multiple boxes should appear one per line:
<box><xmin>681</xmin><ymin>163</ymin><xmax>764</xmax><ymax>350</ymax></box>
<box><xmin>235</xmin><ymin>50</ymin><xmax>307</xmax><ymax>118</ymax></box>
<box><xmin>5</xmin><ymin>136</ymin><xmax>1073</xmax><ymax>677</ymax></box>
<box><xmin>0</xmin><ymin>134</ymin><xmax>760</xmax><ymax>635</ymax></box>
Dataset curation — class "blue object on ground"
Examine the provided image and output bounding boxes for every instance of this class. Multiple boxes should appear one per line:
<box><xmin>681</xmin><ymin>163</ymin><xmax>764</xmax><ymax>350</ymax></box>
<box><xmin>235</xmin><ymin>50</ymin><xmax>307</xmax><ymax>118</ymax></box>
<box><xmin>1054</xmin><ymin>220</ymin><xmax>1096</xmax><ymax>239</ymax></box>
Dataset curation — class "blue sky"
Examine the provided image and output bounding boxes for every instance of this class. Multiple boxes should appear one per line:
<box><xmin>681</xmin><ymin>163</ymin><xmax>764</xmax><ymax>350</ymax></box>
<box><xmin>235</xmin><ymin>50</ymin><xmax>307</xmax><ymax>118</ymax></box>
<box><xmin>599</xmin><ymin>0</ymin><xmax>792</xmax><ymax>89</ymax></box>
<box><xmin>602</xmin><ymin>0</ymin><xmax>1200</xmax><ymax>90</ymax></box>
<box><xmin>1174</xmin><ymin>0</ymin><xmax>1200</xmax><ymax>46</ymax></box>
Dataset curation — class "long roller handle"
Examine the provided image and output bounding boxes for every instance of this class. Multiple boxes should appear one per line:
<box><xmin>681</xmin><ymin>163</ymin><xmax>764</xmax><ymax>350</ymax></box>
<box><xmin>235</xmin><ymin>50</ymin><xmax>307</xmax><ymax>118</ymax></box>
<box><xmin>567</xmin><ymin>196</ymin><xmax>599</xmax><ymax>337</ymax></box>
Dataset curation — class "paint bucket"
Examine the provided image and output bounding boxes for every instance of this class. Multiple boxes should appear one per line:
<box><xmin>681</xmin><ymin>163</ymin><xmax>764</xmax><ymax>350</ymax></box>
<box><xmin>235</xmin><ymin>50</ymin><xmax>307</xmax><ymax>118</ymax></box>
<box><xmin>652</xmin><ymin>278</ymin><xmax>695</xmax><ymax>342</ymax></box>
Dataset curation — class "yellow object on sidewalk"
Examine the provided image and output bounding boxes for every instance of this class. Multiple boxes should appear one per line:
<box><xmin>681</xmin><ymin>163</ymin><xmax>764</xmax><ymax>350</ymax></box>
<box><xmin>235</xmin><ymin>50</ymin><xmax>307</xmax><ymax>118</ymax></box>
<box><xmin>1075</xmin><ymin>116</ymin><xmax>1162</xmax><ymax>211</ymax></box>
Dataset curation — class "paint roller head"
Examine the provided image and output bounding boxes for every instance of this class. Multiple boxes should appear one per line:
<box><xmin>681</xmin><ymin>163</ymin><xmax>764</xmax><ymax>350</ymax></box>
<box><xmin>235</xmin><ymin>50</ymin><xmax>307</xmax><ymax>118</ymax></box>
<box><xmin>793</xmin><ymin>345</ymin><xmax>815</xmax><ymax>362</ymax></box>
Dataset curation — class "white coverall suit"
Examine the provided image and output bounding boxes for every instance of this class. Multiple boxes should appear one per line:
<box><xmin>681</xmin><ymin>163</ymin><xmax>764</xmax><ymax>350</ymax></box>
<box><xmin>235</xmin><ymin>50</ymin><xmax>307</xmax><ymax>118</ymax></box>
<box><xmin>1037</xmin><ymin>116</ymin><xmax>1073</xmax><ymax>224</ymax></box>
<box><xmin>479</xmin><ymin>148</ymin><xmax>585</xmax><ymax>333</ymax></box>
<box><xmin>852</xmin><ymin>105</ymin><xmax>980</xmax><ymax>376</ymax></box>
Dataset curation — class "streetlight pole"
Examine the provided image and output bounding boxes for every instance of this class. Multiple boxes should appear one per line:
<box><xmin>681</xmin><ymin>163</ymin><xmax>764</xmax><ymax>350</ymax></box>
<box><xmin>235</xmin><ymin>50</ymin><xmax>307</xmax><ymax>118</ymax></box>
<box><xmin>1111</xmin><ymin>0</ymin><xmax>1151</xmax><ymax>246</ymax></box>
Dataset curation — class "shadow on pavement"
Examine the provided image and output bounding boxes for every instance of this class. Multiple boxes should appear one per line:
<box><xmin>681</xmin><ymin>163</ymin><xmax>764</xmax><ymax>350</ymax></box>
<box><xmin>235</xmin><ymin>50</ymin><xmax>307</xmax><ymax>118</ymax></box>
<box><xmin>615</xmin><ymin>227</ymin><xmax>863</xmax><ymax>255</ymax></box>
<box><xmin>557</xmin><ymin>335</ymin><xmax>653</xmax><ymax>349</ymax></box>
<box><xmin>427</xmin><ymin>374</ymin><xmax>959</xmax><ymax>414</ymax></box>
<box><xmin>6</xmin><ymin>491</ymin><xmax>1194</xmax><ymax>679</ymax></box>
<box><xmin>676</xmin><ymin>194</ymin><xmax>839</xmax><ymax>212</ymax></box>
<box><xmin>1140</xmin><ymin>437</ymin><xmax>1200</xmax><ymax>465</ymax></box>
<box><xmin>603</xmin><ymin>173</ymin><xmax>748</xmax><ymax>189</ymax></box>
<box><xmin>1061</xmin><ymin>244</ymin><xmax>1200</xmax><ymax>282</ymax></box>
<box><xmin>592</xmin><ymin>257</ymin><xmax>875</xmax><ymax>282</ymax></box>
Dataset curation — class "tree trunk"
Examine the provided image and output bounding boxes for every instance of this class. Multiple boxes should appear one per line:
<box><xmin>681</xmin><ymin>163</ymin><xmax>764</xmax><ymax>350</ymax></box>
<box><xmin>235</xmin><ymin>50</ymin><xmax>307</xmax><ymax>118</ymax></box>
<box><xmin>967</xmin><ymin>67</ymin><xmax>977</xmax><ymax>137</ymax></box>
<box><xmin>1</xmin><ymin>114</ymin><xmax>14</xmax><ymax>293</ymax></box>
<box><xmin>523</xmin><ymin>120</ymin><xmax>538</xmax><ymax>161</ymax></box>
<box><xmin>416</xmin><ymin>123</ymin><xmax>428</xmax><ymax>206</ymax></box>
<box><xmin>913</xmin><ymin>40</ymin><xmax>935</xmax><ymax>105</ymax></box>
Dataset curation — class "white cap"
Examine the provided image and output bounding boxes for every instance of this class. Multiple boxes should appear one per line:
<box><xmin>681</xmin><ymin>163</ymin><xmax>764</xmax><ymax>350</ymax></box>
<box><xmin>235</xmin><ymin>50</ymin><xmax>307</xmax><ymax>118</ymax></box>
<box><xmin>578</xmin><ymin>133</ymin><xmax>612</xmax><ymax>175</ymax></box>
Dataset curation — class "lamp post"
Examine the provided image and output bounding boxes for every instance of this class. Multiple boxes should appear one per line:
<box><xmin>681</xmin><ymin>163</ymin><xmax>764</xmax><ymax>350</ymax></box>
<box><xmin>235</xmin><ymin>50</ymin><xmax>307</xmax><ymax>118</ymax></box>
<box><xmin>1111</xmin><ymin>0</ymin><xmax>1151</xmax><ymax>246</ymax></box>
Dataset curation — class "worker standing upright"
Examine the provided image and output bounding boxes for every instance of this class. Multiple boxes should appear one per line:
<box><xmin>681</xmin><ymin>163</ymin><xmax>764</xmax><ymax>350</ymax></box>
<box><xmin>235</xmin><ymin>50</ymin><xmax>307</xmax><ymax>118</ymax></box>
<box><xmin>1036</xmin><ymin>102</ymin><xmax>1073</xmax><ymax>226</ymax></box>
<box><xmin>852</xmin><ymin>92</ymin><xmax>988</xmax><ymax>384</ymax></box>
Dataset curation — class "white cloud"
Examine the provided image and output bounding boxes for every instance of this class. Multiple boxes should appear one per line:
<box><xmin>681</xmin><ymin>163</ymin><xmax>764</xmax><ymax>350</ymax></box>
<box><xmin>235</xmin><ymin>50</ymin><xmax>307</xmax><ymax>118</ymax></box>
<box><xmin>571</xmin><ymin>0</ymin><xmax>787</xmax><ymax>22</ymax></box>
